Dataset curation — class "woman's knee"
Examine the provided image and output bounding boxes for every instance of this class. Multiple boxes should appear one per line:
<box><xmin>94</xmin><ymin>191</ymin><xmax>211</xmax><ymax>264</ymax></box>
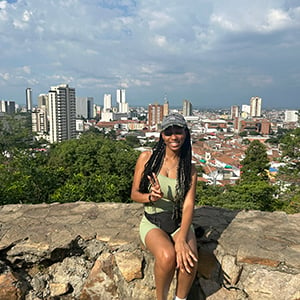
<box><xmin>155</xmin><ymin>247</ymin><xmax>176</xmax><ymax>269</ymax></box>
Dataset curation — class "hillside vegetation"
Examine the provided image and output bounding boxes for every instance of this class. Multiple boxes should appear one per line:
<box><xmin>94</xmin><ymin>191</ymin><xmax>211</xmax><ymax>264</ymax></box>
<box><xmin>0</xmin><ymin>114</ymin><xmax>299</xmax><ymax>213</ymax></box>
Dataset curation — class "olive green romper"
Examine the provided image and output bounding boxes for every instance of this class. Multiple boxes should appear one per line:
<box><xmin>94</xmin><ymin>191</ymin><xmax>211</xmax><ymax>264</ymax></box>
<box><xmin>139</xmin><ymin>174</ymin><xmax>180</xmax><ymax>245</ymax></box>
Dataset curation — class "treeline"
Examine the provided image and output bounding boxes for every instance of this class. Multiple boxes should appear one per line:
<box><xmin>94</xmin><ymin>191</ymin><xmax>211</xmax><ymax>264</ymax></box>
<box><xmin>0</xmin><ymin>113</ymin><xmax>299</xmax><ymax>213</ymax></box>
<box><xmin>0</xmin><ymin>131</ymin><xmax>139</xmax><ymax>204</ymax></box>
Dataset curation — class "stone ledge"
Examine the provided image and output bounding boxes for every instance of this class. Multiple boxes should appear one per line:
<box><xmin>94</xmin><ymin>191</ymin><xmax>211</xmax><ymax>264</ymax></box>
<box><xmin>0</xmin><ymin>202</ymin><xmax>299</xmax><ymax>299</ymax></box>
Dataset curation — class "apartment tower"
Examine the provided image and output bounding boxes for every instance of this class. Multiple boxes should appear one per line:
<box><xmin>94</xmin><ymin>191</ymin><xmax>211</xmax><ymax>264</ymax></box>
<box><xmin>26</xmin><ymin>88</ymin><xmax>32</xmax><ymax>111</ymax></box>
<box><xmin>103</xmin><ymin>94</ymin><xmax>112</xmax><ymax>112</ymax></box>
<box><xmin>250</xmin><ymin>96</ymin><xmax>262</xmax><ymax>117</ymax></box>
<box><xmin>116</xmin><ymin>89</ymin><xmax>128</xmax><ymax>113</ymax></box>
<box><xmin>183</xmin><ymin>99</ymin><xmax>193</xmax><ymax>116</ymax></box>
<box><xmin>163</xmin><ymin>96</ymin><xmax>169</xmax><ymax>116</ymax></box>
<box><xmin>148</xmin><ymin>103</ymin><xmax>164</xmax><ymax>128</ymax></box>
<box><xmin>48</xmin><ymin>84</ymin><xmax>76</xmax><ymax>143</ymax></box>
<box><xmin>230</xmin><ymin>105</ymin><xmax>239</xmax><ymax>119</ymax></box>
<box><xmin>76</xmin><ymin>97</ymin><xmax>94</xmax><ymax>119</ymax></box>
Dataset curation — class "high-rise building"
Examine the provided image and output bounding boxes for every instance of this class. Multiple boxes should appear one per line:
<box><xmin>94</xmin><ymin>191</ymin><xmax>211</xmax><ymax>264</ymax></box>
<box><xmin>250</xmin><ymin>96</ymin><xmax>262</xmax><ymax>117</ymax></box>
<box><xmin>76</xmin><ymin>97</ymin><xmax>94</xmax><ymax>119</ymax></box>
<box><xmin>26</xmin><ymin>88</ymin><xmax>32</xmax><ymax>111</ymax></box>
<box><xmin>38</xmin><ymin>94</ymin><xmax>48</xmax><ymax>108</ymax></box>
<box><xmin>183</xmin><ymin>99</ymin><xmax>193</xmax><ymax>116</ymax></box>
<box><xmin>163</xmin><ymin>96</ymin><xmax>169</xmax><ymax>116</ymax></box>
<box><xmin>32</xmin><ymin>107</ymin><xmax>48</xmax><ymax>136</ymax></box>
<box><xmin>230</xmin><ymin>105</ymin><xmax>239</xmax><ymax>119</ymax></box>
<box><xmin>116</xmin><ymin>89</ymin><xmax>128</xmax><ymax>113</ymax></box>
<box><xmin>103</xmin><ymin>94</ymin><xmax>112</xmax><ymax>112</ymax></box>
<box><xmin>148</xmin><ymin>103</ymin><xmax>164</xmax><ymax>128</ymax></box>
<box><xmin>48</xmin><ymin>84</ymin><xmax>76</xmax><ymax>143</ymax></box>
<box><xmin>33</xmin><ymin>94</ymin><xmax>49</xmax><ymax>138</ymax></box>
<box><xmin>0</xmin><ymin>100</ymin><xmax>15</xmax><ymax>114</ymax></box>
<box><xmin>101</xmin><ymin>94</ymin><xmax>114</xmax><ymax>121</ymax></box>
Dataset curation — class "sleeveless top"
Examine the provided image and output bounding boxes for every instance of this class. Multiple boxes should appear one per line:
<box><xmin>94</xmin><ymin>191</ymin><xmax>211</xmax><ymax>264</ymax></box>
<box><xmin>144</xmin><ymin>174</ymin><xmax>177</xmax><ymax>214</ymax></box>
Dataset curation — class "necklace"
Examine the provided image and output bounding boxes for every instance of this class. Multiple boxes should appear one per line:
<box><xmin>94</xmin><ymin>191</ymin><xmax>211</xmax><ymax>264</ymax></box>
<box><xmin>164</xmin><ymin>158</ymin><xmax>179</xmax><ymax>177</ymax></box>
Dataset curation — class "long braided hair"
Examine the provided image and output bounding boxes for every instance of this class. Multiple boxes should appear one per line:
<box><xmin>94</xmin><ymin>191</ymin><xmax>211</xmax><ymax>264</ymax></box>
<box><xmin>139</xmin><ymin>127</ymin><xmax>192</xmax><ymax>219</ymax></box>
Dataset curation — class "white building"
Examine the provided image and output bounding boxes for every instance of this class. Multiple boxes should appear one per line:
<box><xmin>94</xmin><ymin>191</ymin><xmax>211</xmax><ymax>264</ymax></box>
<box><xmin>284</xmin><ymin>110</ymin><xmax>298</xmax><ymax>123</ymax></box>
<box><xmin>32</xmin><ymin>107</ymin><xmax>49</xmax><ymax>141</ymax></box>
<box><xmin>241</xmin><ymin>104</ymin><xmax>250</xmax><ymax>114</ymax></box>
<box><xmin>250</xmin><ymin>96</ymin><xmax>262</xmax><ymax>117</ymax></box>
<box><xmin>103</xmin><ymin>94</ymin><xmax>112</xmax><ymax>112</ymax></box>
<box><xmin>101</xmin><ymin>111</ymin><xmax>114</xmax><ymax>122</ymax></box>
<box><xmin>48</xmin><ymin>84</ymin><xmax>76</xmax><ymax>143</ymax></box>
<box><xmin>116</xmin><ymin>89</ymin><xmax>128</xmax><ymax>113</ymax></box>
<box><xmin>26</xmin><ymin>88</ymin><xmax>32</xmax><ymax>112</ymax></box>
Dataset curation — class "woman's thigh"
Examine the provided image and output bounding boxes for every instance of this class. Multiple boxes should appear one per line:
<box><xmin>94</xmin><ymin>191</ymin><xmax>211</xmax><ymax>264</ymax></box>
<box><xmin>145</xmin><ymin>228</ymin><xmax>175</xmax><ymax>259</ymax></box>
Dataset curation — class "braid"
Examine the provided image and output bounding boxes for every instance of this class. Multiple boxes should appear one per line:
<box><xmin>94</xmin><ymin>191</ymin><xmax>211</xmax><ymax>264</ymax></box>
<box><xmin>139</xmin><ymin>128</ymin><xmax>192</xmax><ymax>219</ymax></box>
<box><xmin>174</xmin><ymin>128</ymin><xmax>192</xmax><ymax>218</ymax></box>
<box><xmin>139</xmin><ymin>136</ymin><xmax>165</xmax><ymax>193</ymax></box>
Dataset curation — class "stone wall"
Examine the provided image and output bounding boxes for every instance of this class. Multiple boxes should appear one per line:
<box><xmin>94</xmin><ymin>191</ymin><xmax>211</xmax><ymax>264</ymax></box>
<box><xmin>0</xmin><ymin>202</ymin><xmax>299</xmax><ymax>300</ymax></box>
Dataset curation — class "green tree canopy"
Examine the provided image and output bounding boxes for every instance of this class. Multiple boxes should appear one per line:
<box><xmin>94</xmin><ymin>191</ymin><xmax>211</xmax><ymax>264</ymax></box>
<box><xmin>280</xmin><ymin>127</ymin><xmax>300</xmax><ymax>162</ymax></box>
<box><xmin>0</xmin><ymin>132</ymin><xmax>139</xmax><ymax>205</ymax></box>
<box><xmin>240</xmin><ymin>140</ymin><xmax>270</xmax><ymax>182</ymax></box>
<box><xmin>0</xmin><ymin>113</ymin><xmax>37</xmax><ymax>152</ymax></box>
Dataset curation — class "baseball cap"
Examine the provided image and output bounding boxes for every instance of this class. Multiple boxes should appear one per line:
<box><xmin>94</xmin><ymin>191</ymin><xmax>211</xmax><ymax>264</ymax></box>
<box><xmin>161</xmin><ymin>113</ymin><xmax>187</xmax><ymax>131</ymax></box>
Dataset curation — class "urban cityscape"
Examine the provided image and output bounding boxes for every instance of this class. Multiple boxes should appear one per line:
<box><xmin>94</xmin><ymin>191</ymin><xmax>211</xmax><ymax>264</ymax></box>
<box><xmin>0</xmin><ymin>84</ymin><xmax>299</xmax><ymax>187</ymax></box>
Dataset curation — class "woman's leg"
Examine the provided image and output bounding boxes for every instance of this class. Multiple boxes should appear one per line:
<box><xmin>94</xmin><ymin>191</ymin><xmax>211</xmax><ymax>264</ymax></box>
<box><xmin>145</xmin><ymin>228</ymin><xmax>177</xmax><ymax>300</ymax></box>
<box><xmin>173</xmin><ymin>229</ymin><xmax>198</xmax><ymax>299</ymax></box>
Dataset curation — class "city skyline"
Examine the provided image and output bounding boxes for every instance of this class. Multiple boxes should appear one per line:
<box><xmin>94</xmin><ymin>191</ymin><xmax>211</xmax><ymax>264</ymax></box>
<box><xmin>0</xmin><ymin>1</ymin><xmax>300</xmax><ymax>109</ymax></box>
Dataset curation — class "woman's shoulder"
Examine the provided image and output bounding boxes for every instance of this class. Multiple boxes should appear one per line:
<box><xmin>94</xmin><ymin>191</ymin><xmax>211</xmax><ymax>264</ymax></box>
<box><xmin>137</xmin><ymin>150</ymin><xmax>152</xmax><ymax>163</ymax></box>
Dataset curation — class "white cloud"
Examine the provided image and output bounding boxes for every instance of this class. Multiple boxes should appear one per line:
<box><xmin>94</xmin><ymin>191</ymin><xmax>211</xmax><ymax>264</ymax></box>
<box><xmin>0</xmin><ymin>0</ymin><xmax>299</xmax><ymax>108</ymax></box>
<box><xmin>0</xmin><ymin>72</ymin><xmax>10</xmax><ymax>81</ymax></box>
<box><xmin>22</xmin><ymin>66</ymin><xmax>31</xmax><ymax>74</ymax></box>
<box><xmin>153</xmin><ymin>35</ymin><xmax>167</xmax><ymax>47</ymax></box>
<box><xmin>22</xmin><ymin>9</ymin><xmax>32</xmax><ymax>22</ymax></box>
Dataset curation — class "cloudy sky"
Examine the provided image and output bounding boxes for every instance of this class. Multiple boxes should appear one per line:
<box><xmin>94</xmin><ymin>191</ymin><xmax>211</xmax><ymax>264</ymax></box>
<box><xmin>0</xmin><ymin>0</ymin><xmax>300</xmax><ymax>109</ymax></box>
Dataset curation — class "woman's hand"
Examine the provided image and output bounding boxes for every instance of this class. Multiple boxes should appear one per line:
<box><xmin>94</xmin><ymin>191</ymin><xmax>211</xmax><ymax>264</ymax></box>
<box><xmin>174</xmin><ymin>239</ymin><xmax>198</xmax><ymax>274</ymax></box>
<box><xmin>147</xmin><ymin>172</ymin><xmax>164</xmax><ymax>202</ymax></box>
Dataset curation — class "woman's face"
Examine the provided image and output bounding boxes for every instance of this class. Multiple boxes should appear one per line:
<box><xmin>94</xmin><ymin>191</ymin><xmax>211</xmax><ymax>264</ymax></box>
<box><xmin>161</xmin><ymin>126</ymin><xmax>186</xmax><ymax>151</ymax></box>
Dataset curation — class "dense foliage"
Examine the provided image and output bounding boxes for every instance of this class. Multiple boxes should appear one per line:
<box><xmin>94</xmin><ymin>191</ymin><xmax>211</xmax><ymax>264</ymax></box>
<box><xmin>0</xmin><ymin>114</ymin><xmax>299</xmax><ymax>213</ymax></box>
<box><xmin>240</xmin><ymin>140</ymin><xmax>270</xmax><ymax>182</ymax></box>
<box><xmin>0</xmin><ymin>113</ymin><xmax>37</xmax><ymax>152</ymax></box>
<box><xmin>276</xmin><ymin>127</ymin><xmax>300</xmax><ymax>213</ymax></box>
<box><xmin>0</xmin><ymin>130</ymin><xmax>139</xmax><ymax>205</ymax></box>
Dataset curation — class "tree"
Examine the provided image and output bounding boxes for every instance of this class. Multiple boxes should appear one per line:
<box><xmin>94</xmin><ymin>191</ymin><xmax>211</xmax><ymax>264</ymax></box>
<box><xmin>280</xmin><ymin>127</ymin><xmax>300</xmax><ymax>163</ymax></box>
<box><xmin>240</xmin><ymin>140</ymin><xmax>270</xmax><ymax>182</ymax></box>
<box><xmin>0</xmin><ymin>132</ymin><xmax>139</xmax><ymax>205</ymax></box>
<box><xmin>0</xmin><ymin>149</ymin><xmax>62</xmax><ymax>204</ymax></box>
<box><xmin>0</xmin><ymin>113</ymin><xmax>37</xmax><ymax>152</ymax></box>
<box><xmin>47</xmin><ymin>132</ymin><xmax>139</xmax><ymax>203</ymax></box>
<box><xmin>239</xmin><ymin>131</ymin><xmax>248</xmax><ymax>137</ymax></box>
<box><xmin>195</xmin><ymin>181</ymin><xmax>277</xmax><ymax>211</ymax></box>
<box><xmin>276</xmin><ymin>127</ymin><xmax>300</xmax><ymax>213</ymax></box>
<box><xmin>125</xmin><ymin>135</ymin><xmax>140</xmax><ymax>148</ymax></box>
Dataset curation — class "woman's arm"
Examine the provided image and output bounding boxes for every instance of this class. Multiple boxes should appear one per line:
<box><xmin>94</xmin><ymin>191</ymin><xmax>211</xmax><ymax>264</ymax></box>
<box><xmin>174</xmin><ymin>164</ymin><xmax>198</xmax><ymax>272</ymax></box>
<box><xmin>131</xmin><ymin>151</ymin><xmax>152</xmax><ymax>204</ymax></box>
<box><xmin>131</xmin><ymin>151</ymin><xmax>164</xmax><ymax>204</ymax></box>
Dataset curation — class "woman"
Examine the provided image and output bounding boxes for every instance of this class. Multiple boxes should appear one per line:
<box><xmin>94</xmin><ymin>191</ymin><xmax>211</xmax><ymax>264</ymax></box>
<box><xmin>131</xmin><ymin>113</ymin><xmax>198</xmax><ymax>300</ymax></box>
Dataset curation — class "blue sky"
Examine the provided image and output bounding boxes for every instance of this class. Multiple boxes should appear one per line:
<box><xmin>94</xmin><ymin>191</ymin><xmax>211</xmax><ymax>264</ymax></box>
<box><xmin>0</xmin><ymin>0</ymin><xmax>300</xmax><ymax>109</ymax></box>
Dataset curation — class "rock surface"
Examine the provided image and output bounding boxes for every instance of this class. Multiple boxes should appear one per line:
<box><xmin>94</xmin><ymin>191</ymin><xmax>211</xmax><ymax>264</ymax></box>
<box><xmin>0</xmin><ymin>202</ymin><xmax>299</xmax><ymax>300</ymax></box>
